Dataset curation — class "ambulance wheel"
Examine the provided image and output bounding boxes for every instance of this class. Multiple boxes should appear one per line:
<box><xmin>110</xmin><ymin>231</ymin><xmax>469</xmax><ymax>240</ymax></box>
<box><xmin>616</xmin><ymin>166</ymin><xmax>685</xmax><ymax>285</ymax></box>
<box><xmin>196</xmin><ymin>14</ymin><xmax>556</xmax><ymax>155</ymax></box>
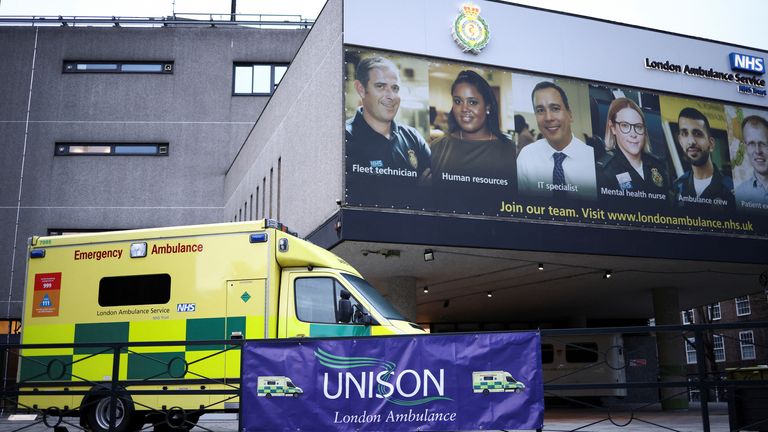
<box><xmin>265</xmin><ymin>393</ymin><xmax>272</xmax><ymax>399</ymax></box>
<box><xmin>482</xmin><ymin>389</ymin><xmax>489</xmax><ymax>396</ymax></box>
<box><xmin>86</xmin><ymin>394</ymin><xmax>135</xmax><ymax>432</ymax></box>
<box><xmin>293</xmin><ymin>393</ymin><xmax>301</xmax><ymax>398</ymax></box>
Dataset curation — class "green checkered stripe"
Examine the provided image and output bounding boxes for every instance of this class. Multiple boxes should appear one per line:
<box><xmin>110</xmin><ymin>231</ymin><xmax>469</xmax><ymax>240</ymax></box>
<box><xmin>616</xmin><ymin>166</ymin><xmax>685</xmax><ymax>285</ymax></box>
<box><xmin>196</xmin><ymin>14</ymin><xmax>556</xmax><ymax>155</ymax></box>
<box><xmin>20</xmin><ymin>316</ymin><xmax>246</xmax><ymax>382</ymax></box>
<box><xmin>474</xmin><ymin>380</ymin><xmax>505</xmax><ymax>391</ymax></box>
<box><xmin>258</xmin><ymin>385</ymin><xmax>290</xmax><ymax>395</ymax></box>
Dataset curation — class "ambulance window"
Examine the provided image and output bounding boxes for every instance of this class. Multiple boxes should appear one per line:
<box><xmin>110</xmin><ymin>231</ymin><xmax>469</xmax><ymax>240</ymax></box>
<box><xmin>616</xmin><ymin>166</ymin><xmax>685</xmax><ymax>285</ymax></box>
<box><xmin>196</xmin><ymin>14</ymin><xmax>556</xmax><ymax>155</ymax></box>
<box><xmin>565</xmin><ymin>342</ymin><xmax>599</xmax><ymax>363</ymax></box>
<box><xmin>541</xmin><ymin>344</ymin><xmax>554</xmax><ymax>364</ymax></box>
<box><xmin>98</xmin><ymin>274</ymin><xmax>171</xmax><ymax>307</ymax></box>
<box><xmin>294</xmin><ymin>277</ymin><xmax>362</xmax><ymax>324</ymax></box>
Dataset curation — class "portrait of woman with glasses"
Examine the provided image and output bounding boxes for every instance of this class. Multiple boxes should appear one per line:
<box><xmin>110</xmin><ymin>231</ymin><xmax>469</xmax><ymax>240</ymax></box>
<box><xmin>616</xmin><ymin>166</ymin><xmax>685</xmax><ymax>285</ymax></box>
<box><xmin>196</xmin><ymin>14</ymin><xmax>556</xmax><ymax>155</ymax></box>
<box><xmin>596</xmin><ymin>97</ymin><xmax>669</xmax><ymax>196</ymax></box>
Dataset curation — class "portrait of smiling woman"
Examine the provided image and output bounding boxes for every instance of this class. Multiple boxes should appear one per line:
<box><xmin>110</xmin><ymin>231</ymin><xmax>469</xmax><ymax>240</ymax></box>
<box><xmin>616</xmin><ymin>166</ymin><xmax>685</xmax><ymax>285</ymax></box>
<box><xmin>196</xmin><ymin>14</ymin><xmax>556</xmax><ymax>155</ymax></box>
<box><xmin>430</xmin><ymin>69</ymin><xmax>516</xmax><ymax>210</ymax></box>
<box><xmin>597</xmin><ymin>97</ymin><xmax>669</xmax><ymax>196</ymax></box>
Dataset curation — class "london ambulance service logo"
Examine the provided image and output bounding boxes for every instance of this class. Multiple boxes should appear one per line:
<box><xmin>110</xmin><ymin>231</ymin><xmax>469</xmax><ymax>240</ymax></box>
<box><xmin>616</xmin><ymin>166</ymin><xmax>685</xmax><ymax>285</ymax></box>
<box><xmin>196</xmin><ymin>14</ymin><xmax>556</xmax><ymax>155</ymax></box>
<box><xmin>452</xmin><ymin>3</ymin><xmax>490</xmax><ymax>54</ymax></box>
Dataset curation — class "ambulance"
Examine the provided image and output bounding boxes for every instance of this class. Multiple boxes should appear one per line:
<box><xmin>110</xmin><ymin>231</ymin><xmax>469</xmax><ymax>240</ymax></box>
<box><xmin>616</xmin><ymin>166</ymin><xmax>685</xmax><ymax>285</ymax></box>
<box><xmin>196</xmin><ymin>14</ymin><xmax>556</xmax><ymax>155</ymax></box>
<box><xmin>472</xmin><ymin>371</ymin><xmax>526</xmax><ymax>395</ymax></box>
<box><xmin>256</xmin><ymin>376</ymin><xmax>303</xmax><ymax>398</ymax></box>
<box><xmin>19</xmin><ymin>219</ymin><xmax>423</xmax><ymax>431</ymax></box>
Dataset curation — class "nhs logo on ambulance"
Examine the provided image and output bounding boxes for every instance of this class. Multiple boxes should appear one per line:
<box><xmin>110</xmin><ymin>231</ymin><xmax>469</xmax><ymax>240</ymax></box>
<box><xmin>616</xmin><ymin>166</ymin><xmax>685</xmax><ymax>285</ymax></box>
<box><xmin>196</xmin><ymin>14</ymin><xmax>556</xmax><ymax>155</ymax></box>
<box><xmin>730</xmin><ymin>53</ymin><xmax>765</xmax><ymax>75</ymax></box>
<box><xmin>177</xmin><ymin>303</ymin><xmax>196</xmax><ymax>312</ymax></box>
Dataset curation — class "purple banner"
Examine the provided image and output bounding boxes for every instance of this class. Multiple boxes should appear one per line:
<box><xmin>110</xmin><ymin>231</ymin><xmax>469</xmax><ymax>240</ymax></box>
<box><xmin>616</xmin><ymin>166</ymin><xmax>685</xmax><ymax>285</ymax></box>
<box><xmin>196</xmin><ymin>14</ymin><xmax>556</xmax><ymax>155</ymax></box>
<box><xmin>240</xmin><ymin>332</ymin><xmax>543</xmax><ymax>431</ymax></box>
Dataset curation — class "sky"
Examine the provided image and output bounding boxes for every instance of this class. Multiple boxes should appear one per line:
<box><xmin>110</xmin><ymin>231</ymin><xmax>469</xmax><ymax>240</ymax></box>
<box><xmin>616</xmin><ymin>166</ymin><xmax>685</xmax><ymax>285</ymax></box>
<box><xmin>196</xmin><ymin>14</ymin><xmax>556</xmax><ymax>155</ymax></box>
<box><xmin>0</xmin><ymin>0</ymin><xmax>765</xmax><ymax>49</ymax></box>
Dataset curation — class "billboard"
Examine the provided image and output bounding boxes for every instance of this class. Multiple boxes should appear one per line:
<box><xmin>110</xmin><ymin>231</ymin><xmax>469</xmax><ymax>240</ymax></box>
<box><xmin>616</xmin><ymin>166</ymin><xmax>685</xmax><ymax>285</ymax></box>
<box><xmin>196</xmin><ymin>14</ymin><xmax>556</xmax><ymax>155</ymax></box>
<box><xmin>344</xmin><ymin>47</ymin><xmax>768</xmax><ymax>238</ymax></box>
<box><xmin>240</xmin><ymin>332</ymin><xmax>543</xmax><ymax>431</ymax></box>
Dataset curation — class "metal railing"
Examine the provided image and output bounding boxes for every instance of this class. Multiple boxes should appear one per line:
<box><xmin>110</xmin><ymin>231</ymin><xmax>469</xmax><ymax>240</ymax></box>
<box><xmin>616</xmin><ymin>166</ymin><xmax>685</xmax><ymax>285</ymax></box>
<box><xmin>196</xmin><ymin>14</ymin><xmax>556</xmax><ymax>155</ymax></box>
<box><xmin>0</xmin><ymin>13</ymin><xmax>314</xmax><ymax>29</ymax></box>
<box><xmin>1</xmin><ymin>339</ymin><xmax>244</xmax><ymax>431</ymax></box>
<box><xmin>0</xmin><ymin>322</ymin><xmax>766</xmax><ymax>431</ymax></box>
<box><xmin>539</xmin><ymin>322</ymin><xmax>768</xmax><ymax>432</ymax></box>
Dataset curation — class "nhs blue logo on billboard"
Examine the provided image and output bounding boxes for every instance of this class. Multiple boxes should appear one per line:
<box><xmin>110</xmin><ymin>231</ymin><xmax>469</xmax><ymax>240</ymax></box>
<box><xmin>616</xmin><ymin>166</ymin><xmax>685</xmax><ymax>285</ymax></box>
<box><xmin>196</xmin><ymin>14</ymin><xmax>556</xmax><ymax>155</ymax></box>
<box><xmin>729</xmin><ymin>53</ymin><xmax>765</xmax><ymax>75</ymax></box>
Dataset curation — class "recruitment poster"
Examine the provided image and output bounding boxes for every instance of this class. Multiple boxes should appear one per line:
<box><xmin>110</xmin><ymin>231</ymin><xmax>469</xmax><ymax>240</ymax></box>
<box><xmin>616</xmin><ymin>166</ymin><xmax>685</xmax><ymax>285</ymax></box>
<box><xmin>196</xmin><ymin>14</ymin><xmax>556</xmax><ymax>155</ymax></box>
<box><xmin>343</xmin><ymin>47</ymin><xmax>768</xmax><ymax>238</ymax></box>
<box><xmin>240</xmin><ymin>332</ymin><xmax>543</xmax><ymax>431</ymax></box>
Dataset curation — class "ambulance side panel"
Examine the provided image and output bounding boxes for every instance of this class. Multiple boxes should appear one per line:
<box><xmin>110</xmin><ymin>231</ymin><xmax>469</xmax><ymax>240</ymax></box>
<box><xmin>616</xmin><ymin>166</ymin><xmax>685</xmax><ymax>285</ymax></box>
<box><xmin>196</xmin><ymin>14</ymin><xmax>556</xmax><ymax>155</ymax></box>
<box><xmin>19</xmin><ymin>228</ymin><xmax>275</xmax><ymax>410</ymax></box>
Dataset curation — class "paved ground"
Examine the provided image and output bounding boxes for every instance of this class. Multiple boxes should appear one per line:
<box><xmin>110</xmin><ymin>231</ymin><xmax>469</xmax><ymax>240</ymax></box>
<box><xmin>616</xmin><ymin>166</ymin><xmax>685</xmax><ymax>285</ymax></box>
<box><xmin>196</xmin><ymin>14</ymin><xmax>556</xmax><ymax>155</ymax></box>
<box><xmin>0</xmin><ymin>403</ymin><xmax>733</xmax><ymax>431</ymax></box>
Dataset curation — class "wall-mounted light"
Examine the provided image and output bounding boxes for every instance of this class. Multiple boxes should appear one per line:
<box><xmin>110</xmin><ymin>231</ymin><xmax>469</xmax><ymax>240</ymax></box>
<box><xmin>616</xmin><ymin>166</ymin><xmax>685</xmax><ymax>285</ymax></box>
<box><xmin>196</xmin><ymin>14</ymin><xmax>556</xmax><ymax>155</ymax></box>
<box><xmin>603</xmin><ymin>270</ymin><xmax>612</xmax><ymax>279</ymax></box>
<box><xmin>487</xmin><ymin>291</ymin><xmax>493</xmax><ymax>298</ymax></box>
<box><xmin>538</xmin><ymin>263</ymin><xmax>544</xmax><ymax>271</ymax></box>
<box><xmin>424</xmin><ymin>249</ymin><xmax>434</xmax><ymax>262</ymax></box>
<box><xmin>423</xmin><ymin>286</ymin><xmax>429</xmax><ymax>294</ymax></box>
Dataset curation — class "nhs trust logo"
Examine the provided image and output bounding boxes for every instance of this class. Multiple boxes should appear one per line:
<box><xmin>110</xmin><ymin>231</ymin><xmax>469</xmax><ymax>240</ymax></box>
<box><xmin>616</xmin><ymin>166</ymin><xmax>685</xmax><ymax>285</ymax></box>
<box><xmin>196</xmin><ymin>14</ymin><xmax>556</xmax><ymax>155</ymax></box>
<box><xmin>730</xmin><ymin>52</ymin><xmax>765</xmax><ymax>75</ymax></box>
<box><xmin>176</xmin><ymin>303</ymin><xmax>196</xmax><ymax>312</ymax></box>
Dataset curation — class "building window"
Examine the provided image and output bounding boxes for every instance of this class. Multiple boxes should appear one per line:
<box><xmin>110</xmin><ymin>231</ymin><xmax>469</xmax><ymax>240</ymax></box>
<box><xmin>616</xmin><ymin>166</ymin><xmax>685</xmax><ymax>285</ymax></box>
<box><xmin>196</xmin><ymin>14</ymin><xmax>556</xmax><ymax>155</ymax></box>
<box><xmin>48</xmin><ymin>228</ymin><xmax>115</xmax><ymax>236</ymax></box>
<box><xmin>541</xmin><ymin>344</ymin><xmax>554</xmax><ymax>364</ymax></box>
<box><xmin>255</xmin><ymin>187</ymin><xmax>260</xmax><ymax>220</ymax></box>
<box><xmin>269</xmin><ymin>167</ymin><xmax>274</xmax><ymax>219</ymax></box>
<box><xmin>564</xmin><ymin>342</ymin><xmax>599</xmax><ymax>363</ymax></box>
<box><xmin>63</xmin><ymin>61</ymin><xmax>173</xmax><ymax>74</ymax></box>
<box><xmin>707</xmin><ymin>303</ymin><xmax>721</xmax><ymax>321</ymax></box>
<box><xmin>739</xmin><ymin>331</ymin><xmax>756</xmax><ymax>360</ymax></box>
<box><xmin>277</xmin><ymin>157</ymin><xmax>282</xmax><ymax>221</ymax></box>
<box><xmin>685</xmin><ymin>337</ymin><xmax>697</xmax><ymax>364</ymax></box>
<box><xmin>681</xmin><ymin>309</ymin><xmax>695</xmax><ymax>324</ymax></box>
<box><xmin>56</xmin><ymin>143</ymin><xmax>168</xmax><ymax>156</ymax></box>
<box><xmin>713</xmin><ymin>334</ymin><xmax>725</xmax><ymax>363</ymax></box>
<box><xmin>262</xmin><ymin>177</ymin><xmax>266</xmax><ymax>218</ymax></box>
<box><xmin>735</xmin><ymin>296</ymin><xmax>751</xmax><ymax>316</ymax></box>
<box><xmin>233</xmin><ymin>63</ymin><xmax>288</xmax><ymax>95</ymax></box>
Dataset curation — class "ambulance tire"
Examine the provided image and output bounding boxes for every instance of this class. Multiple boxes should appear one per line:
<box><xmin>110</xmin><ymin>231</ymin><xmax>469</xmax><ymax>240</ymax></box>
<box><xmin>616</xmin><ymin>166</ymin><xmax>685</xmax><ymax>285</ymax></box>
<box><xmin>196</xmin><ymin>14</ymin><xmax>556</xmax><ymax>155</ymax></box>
<box><xmin>482</xmin><ymin>389</ymin><xmax>489</xmax><ymax>396</ymax></box>
<box><xmin>85</xmin><ymin>393</ymin><xmax>136</xmax><ymax>432</ymax></box>
<box><xmin>265</xmin><ymin>393</ymin><xmax>272</xmax><ymax>398</ymax></box>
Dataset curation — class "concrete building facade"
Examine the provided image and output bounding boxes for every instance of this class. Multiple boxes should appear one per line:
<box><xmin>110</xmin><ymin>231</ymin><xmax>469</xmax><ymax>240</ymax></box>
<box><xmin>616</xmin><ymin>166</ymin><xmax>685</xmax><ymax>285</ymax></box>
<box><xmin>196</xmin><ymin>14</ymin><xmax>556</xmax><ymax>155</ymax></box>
<box><xmin>1</xmin><ymin>0</ymin><xmax>767</xmax><ymax>350</ymax></box>
<box><xmin>1</xmin><ymin>22</ymin><xmax>309</xmax><ymax>322</ymax></box>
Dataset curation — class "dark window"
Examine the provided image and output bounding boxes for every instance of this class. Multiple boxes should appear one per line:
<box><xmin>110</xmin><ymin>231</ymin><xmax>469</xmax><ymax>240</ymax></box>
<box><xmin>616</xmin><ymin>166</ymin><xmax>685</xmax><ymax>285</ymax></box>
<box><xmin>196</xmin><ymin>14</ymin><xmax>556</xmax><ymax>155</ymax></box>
<box><xmin>565</xmin><ymin>342</ymin><xmax>600</xmax><ymax>363</ymax></box>
<box><xmin>99</xmin><ymin>274</ymin><xmax>171</xmax><ymax>307</ymax></box>
<box><xmin>233</xmin><ymin>63</ymin><xmax>288</xmax><ymax>95</ymax></box>
<box><xmin>269</xmin><ymin>167</ymin><xmax>273</xmax><ymax>218</ymax></box>
<box><xmin>277</xmin><ymin>157</ymin><xmax>281</xmax><ymax>220</ymax></box>
<box><xmin>56</xmin><ymin>143</ymin><xmax>168</xmax><ymax>156</ymax></box>
<box><xmin>48</xmin><ymin>228</ymin><xmax>115</xmax><ymax>236</ymax></box>
<box><xmin>261</xmin><ymin>178</ymin><xmax>266</xmax><ymax>218</ymax></box>
<box><xmin>63</xmin><ymin>61</ymin><xmax>173</xmax><ymax>74</ymax></box>
<box><xmin>541</xmin><ymin>344</ymin><xmax>554</xmax><ymax>364</ymax></box>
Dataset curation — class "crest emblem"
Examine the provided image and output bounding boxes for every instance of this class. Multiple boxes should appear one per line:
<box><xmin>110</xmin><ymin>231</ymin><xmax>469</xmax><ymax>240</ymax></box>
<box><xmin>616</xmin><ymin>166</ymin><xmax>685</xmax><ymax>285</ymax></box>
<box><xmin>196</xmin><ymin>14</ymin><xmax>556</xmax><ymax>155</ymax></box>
<box><xmin>407</xmin><ymin>149</ymin><xmax>418</xmax><ymax>170</ymax></box>
<box><xmin>651</xmin><ymin>168</ymin><xmax>664</xmax><ymax>187</ymax></box>
<box><xmin>452</xmin><ymin>3</ymin><xmax>490</xmax><ymax>54</ymax></box>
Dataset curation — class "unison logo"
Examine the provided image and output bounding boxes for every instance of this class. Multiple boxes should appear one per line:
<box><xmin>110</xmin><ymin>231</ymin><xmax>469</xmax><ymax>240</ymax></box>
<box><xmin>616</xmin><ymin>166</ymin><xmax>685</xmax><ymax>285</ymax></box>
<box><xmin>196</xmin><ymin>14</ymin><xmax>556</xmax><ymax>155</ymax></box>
<box><xmin>315</xmin><ymin>348</ymin><xmax>452</xmax><ymax>406</ymax></box>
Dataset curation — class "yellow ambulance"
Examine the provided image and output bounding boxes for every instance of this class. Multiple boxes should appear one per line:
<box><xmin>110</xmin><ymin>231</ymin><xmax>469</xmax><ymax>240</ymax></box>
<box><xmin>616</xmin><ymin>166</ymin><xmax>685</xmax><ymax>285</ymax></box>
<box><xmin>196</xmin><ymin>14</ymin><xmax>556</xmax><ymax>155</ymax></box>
<box><xmin>20</xmin><ymin>219</ymin><xmax>422</xmax><ymax>431</ymax></box>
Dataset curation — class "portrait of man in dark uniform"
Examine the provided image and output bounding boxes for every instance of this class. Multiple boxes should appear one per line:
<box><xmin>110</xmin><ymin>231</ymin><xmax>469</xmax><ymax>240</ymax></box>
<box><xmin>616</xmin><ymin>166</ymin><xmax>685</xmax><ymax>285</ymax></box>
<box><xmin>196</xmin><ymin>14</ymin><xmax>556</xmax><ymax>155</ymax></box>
<box><xmin>345</xmin><ymin>56</ymin><xmax>431</xmax><ymax>207</ymax></box>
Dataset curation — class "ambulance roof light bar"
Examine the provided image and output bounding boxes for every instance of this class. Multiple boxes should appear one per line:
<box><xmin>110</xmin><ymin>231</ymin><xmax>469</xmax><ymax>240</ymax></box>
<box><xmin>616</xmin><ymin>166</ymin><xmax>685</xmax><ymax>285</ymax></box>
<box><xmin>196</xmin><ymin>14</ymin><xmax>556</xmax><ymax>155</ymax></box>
<box><xmin>264</xmin><ymin>219</ymin><xmax>298</xmax><ymax>237</ymax></box>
